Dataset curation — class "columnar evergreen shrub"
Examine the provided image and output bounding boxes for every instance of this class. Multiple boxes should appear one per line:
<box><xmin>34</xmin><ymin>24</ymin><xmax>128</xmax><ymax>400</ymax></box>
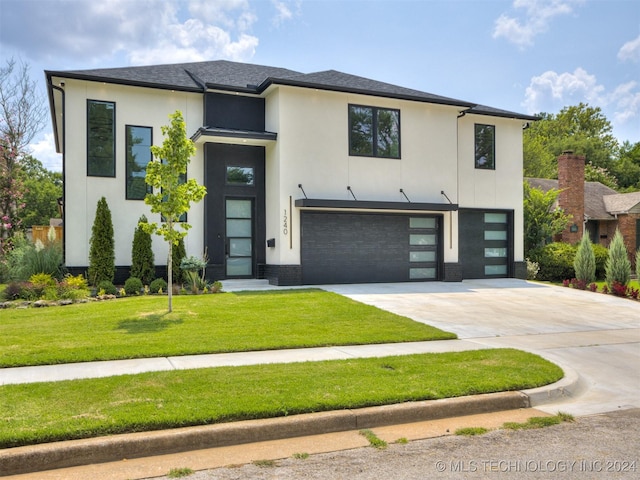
<box><xmin>130</xmin><ymin>215</ymin><xmax>155</xmax><ymax>285</ymax></box>
<box><xmin>171</xmin><ymin>237</ymin><xmax>186</xmax><ymax>286</ymax></box>
<box><xmin>605</xmin><ymin>229</ymin><xmax>631</xmax><ymax>288</ymax></box>
<box><xmin>574</xmin><ymin>233</ymin><xmax>596</xmax><ymax>284</ymax></box>
<box><xmin>88</xmin><ymin>197</ymin><xmax>115</xmax><ymax>286</ymax></box>
<box><xmin>636</xmin><ymin>248</ymin><xmax>639</xmax><ymax>279</ymax></box>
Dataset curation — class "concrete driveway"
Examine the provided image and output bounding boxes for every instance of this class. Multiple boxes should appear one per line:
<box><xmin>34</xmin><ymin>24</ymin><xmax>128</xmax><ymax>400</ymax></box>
<box><xmin>323</xmin><ymin>279</ymin><xmax>640</xmax><ymax>416</ymax></box>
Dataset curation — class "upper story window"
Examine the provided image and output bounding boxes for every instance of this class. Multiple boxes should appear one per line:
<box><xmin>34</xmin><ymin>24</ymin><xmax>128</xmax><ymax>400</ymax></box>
<box><xmin>349</xmin><ymin>104</ymin><xmax>400</xmax><ymax>159</ymax></box>
<box><xmin>126</xmin><ymin>125</ymin><xmax>152</xmax><ymax>200</ymax></box>
<box><xmin>87</xmin><ymin>100</ymin><xmax>115</xmax><ymax>177</ymax></box>
<box><xmin>475</xmin><ymin>124</ymin><xmax>495</xmax><ymax>170</ymax></box>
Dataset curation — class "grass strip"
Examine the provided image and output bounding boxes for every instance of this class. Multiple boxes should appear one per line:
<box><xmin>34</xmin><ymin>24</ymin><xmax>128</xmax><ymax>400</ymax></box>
<box><xmin>0</xmin><ymin>290</ymin><xmax>455</xmax><ymax>367</ymax></box>
<box><xmin>0</xmin><ymin>349</ymin><xmax>562</xmax><ymax>448</ymax></box>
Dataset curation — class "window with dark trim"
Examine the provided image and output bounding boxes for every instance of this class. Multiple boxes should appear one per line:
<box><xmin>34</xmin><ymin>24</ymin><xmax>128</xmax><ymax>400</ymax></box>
<box><xmin>87</xmin><ymin>100</ymin><xmax>115</xmax><ymax>176</ymax></box>
<box><xmin>349</xmin><ymin>104</ymin><xmax>400</xmax><ymax>158</ymax></box>
<box><xmin>126</xmin><ymin>125</ymin><xmax>152</xmax><ymax>200</ymax></box>
<box><xmin>475</xmin><ymin>124</ymin><xmax>495</xmax><ymax>170</ymax></box>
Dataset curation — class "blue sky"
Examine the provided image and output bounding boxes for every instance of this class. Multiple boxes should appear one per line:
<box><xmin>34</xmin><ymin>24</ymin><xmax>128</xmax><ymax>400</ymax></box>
<box><xmin>1</xmin><ymin>0</ymin><xmax>638</xmax><ymax>171</ymax></box>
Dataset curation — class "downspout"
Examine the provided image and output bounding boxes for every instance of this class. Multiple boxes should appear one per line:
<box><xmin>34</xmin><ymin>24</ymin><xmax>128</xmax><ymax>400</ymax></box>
<box><xmin>48</xmin><ymin>80</ymin><xmax>65</xmax><ymax>264</ymax></box>
<box><xmin>453</xmin><ymin>108</ymin><xmax>471</xmax><ymax>250</ymax></box>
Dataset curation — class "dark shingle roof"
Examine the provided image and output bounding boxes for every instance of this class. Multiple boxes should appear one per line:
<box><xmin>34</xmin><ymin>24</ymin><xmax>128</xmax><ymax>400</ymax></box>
<box><xmin>526</xmin><ymin>178</ymin><xmax>618</xmax><ymax>220</ymax></box>
<box><xmin>46</xmin><ymin>60</ymin><xmax>536</xmax><ymax>119</ymax></box>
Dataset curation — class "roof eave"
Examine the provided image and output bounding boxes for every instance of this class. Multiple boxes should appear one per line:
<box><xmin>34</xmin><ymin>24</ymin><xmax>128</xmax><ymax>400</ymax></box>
<box><xmin>44</xmin><ymin>70</ymin><xmax>202</xmax><ymax>93</ymax></box>
<box><xmin>258</xmin><ymin>77</ymin><xmax>475</xmax><ymax>108</ymax></box>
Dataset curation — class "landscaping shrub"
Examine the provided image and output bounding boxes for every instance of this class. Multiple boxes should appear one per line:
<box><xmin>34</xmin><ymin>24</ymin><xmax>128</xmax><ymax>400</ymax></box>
<box><xmin>605</xmin><ymin>229</ymin><xmax>631</xmax><ymax>288</ymax></box>
<box><xmin>636</xmin><ymin>249</ymin><xmax>640</xmax><ymax>279</ymax></box>
<box><xmin>124</xmin><ymin>277</ymin><xmax>143</xmax><ymax>295</ymax></box>
<box><xmin>180</xmin><ymin>254</ymin><xmax>208</xmax><ymax>293</ymax></box>
<box><xmin>130</xmin><ymin>215</ymin><xmax>155</xmax><ymax>285</ymax></box>
<box><xmin>529</xmin><ymin>243</ymin><xmax>576</xmax><ymax>282</ymax></box>
<box><xmin>149</xmin><ymin>278</ymin><xmax>167</xmax><ymax>294</ymax></box>
<box><xmin>593</xmin><ymin>243</ymin><xmax>609</xmax><ymax>280</ymax></box>
<box><xmin>2</xmin><ymin>282</ymin><xmax>23</xmax><ymax>300</ymax></box>
<box><xmin>574</xmin><ymin>233</ymin><xmax>595</xmax><ymax>284</ymax></box>
<box><xmin>88</xmin><ymin>197</ymin><xmax>115</xmax><ymax>286</ymax></box>
<box><xmin>525</xmin><ymin>258</ymin><xmax>539</xmax><ymax>280</ymax></box>
<box><xmin>97</xmin><ymin>280</ymin><xmax>117</xmax><ymax>296</ymax></box>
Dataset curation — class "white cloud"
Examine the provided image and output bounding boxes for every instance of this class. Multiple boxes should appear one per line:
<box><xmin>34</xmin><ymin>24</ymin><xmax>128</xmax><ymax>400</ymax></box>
<box><xmin>271</xmin><ymin>0</ymin><xmax>293</xmax><ymax>26</ymax></box>
<box><xmin>0</xmin><ymin>0</ymin><xmax>259</xmax><ymax>65</ymax></box>
<box><xmin>523</xmin><ymin>68</ymin><xmax>640</xmax><ymax>140</ymax></box>
<box><xmin>29</xmin><ymin>133</ymin><xmax>62</xmax><ymax>172</ymax></box>
<box><xmin>618</xmin><ymin>35</ymin><xmax>640</xmax><ymax>63</ymax></box>
<box><xmin>493</xmin><ymin>0</ymin><xmax>584</xmax><ymax>48</ymax></box>
<box><xmin>128</xmin><ymin>18</ymin><xmax>259</xmax><ymax>65</ymax></box>
<box><xmin>523</xmin><ymin>68</ymin><xmax>604</xmax><ymax>112</ymax></box>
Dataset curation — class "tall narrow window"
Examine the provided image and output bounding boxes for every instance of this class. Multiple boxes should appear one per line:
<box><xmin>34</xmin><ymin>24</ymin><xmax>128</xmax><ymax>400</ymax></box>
<box><xmin>349</xmin><ymin>105</ymin><xmax>400</xmax><ymax>158</ymax></box>
<box><xmin>87</xmin><ymin>100</ymin><xmax>115</xmax><ymax>176</ymax></box>
<box><xmin>475</xmin><ymin>124</ymin><xmax>495</xmax><ymax>170</ymax></box>
<box><xmin>126</xmin><ymin>125</ymin><xmax>152</xmax><ymax>199</ymax></box>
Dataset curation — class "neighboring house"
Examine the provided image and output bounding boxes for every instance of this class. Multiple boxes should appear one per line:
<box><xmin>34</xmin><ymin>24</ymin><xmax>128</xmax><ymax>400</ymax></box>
<box><xmin>45</xmin><ymin>60</ymin><xmax>536</xmax><ymax>285</ymax></box>
<box><xmin>527</xmin><ymin>152</ymin><xmax>640</xmax><ymax>264</ymax></box>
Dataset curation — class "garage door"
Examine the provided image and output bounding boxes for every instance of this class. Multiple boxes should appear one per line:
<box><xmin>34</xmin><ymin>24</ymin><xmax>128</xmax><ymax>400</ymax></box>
<box><xmin>459</xmin><ymin>209</ymin><xmax>513</xmax><ymax>279</ymax></box>
<box><xmin>300</xmin><ymin>212</ymin><xmax>440</xmax><ymax>284</ymax></box>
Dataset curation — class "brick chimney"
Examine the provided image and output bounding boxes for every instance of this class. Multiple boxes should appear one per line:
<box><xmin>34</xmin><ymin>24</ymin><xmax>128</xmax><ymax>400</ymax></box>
<box><xmin>557</xmin><ymin>151</ymin><xmax>585</xmax><ymax>244</ymax></box>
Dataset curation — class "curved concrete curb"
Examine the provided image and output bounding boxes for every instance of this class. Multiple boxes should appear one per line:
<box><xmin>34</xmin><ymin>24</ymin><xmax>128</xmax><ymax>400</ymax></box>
<box><xmin>522</xmin><ymin>363</ymin><xmax>588</xmax><ymax>407</ymax></box>
<box><xmin>0</xmin><ymin>391</ymin><xmax>528</xmax><ymax>477</ymax></box>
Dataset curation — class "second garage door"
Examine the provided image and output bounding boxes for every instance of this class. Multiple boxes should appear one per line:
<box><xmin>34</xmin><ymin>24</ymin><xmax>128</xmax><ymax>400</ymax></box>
<box><xmin>300</xmin><ymin>211</ymin><xmax>441</xmax><ymax>284</ymax></box>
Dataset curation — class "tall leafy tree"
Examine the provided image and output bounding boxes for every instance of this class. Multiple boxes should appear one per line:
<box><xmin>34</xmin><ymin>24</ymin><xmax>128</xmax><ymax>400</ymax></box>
<box><xmin>523</xmin><ymin>182</ymin><xmax>571</xmax><ymax>255</ymax></box>
<box><xmin>0</xmin><ymin>58</ymin><xmax>46</xmax><ymax>241</ymax></box>
<box><xmin>17</xmin><ymin>155</ymin><xmax>62</xmax><ymax>227</ymax></box>
<box><xmin>143</xmin><ymin>111</ymin><xmax>206</xmax><ymax>312</ymax></box>
<box><xmin>523</xmin><ymin>103</ymin><xmax>620</xmax><ymax>179</ymax></box>
<box><xmin>88</xmin><ymin>197</ymin><xmax>115</xmax><ymax>286</ymax></box>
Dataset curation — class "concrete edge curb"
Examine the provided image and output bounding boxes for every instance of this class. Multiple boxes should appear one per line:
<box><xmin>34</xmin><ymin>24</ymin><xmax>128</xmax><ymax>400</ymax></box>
<box><xmin>521</xmin><ymin>363</ymin><xmax>587</xmax><ymax>407</ymax></box>
<box><xmin>0</xmin><ymin>391</ymin><xmax>529</xmax><ymax>476</ymax></box>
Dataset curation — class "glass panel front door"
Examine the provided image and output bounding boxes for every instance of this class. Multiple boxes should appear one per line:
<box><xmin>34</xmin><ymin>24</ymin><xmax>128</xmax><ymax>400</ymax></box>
<box><xmin>226</xmin><ymin>199</ymin><xmax>253</xmax><ymax>277</ymax></box>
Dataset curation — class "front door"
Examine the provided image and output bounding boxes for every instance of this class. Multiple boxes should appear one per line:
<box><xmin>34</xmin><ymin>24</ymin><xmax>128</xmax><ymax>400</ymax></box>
<box><xmin>204</xmin><ymin>143</ymin><xmax>265</xmax><ymax>281</ymax></box>
<box><xmin>226</xmin><ymin>198</ymin><xmax>254</xmax><ymax>277</ymax></box>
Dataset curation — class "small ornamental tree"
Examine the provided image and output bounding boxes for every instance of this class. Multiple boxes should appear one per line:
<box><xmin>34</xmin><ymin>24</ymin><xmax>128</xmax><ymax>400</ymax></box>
<box><xmin>130</xmin><ymin>215</ymin><xmax>155</xmax><ymax>285</ymax></box>
<box><xmin>88</xmin><ymin>197</ymin><xmax>115</xmax><ymax>286</ymax></box>
<box><xmin>143</xmin><ymin>111</ymin><xmax>206</xmax><ymax>312</ymax></box>
<box><xmin>573</xmin><ymin>233</ymin><xmax>596</xmax><ymax>285</ymax></box>
<box><xmin>523</xmin><ymin>182</ymin><xmax>571</xmax><ymax>255</ymax></box>
<box><xmin>605</xmin><ymin>229</ymin><xmax>631</xmax><ymax>288</ymax></box>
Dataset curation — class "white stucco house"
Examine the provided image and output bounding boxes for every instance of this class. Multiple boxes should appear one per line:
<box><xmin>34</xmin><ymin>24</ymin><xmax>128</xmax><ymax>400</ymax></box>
<box><xmin>45</xmin><ymin>60</ymin><xmax>536</xmax><ymax>285</ymax></box>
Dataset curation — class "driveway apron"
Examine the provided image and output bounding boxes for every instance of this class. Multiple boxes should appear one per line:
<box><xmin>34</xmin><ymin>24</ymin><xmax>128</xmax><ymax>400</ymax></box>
<box><xmin>322</xmin><ymin>279</ymin><xmax>640</xmax><ymax>416</ymax></box>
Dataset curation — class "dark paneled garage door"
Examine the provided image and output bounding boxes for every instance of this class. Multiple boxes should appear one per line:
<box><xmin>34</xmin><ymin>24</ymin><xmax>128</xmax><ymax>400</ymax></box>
<box><xmin>300</xmin><ymin>212</ymin><xmax>440</xmax><ymax>284</ymax></box>
<box><xmin>459</xmin><ymin>209</ymin><xmax>513</xmax><ymax>279</ymax></box>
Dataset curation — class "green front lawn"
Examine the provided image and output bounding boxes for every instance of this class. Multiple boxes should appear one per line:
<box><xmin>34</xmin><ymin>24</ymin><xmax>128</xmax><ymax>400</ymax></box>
<box><xmin>0</xmin><ymin>349</ymin><xmax>563</xmax><ymax>448</ymax></box>
<box><xmin>0</xmin><ymin>289</ymin><xmax>455</xmax><ymax>367</ymax></box>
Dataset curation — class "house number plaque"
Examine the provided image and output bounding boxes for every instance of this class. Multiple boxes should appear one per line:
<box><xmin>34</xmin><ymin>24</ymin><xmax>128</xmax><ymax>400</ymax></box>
<box><xmin>283</xmin><ymin>209</ymin><xmax>288</xmax><ymax>235</ymax></box>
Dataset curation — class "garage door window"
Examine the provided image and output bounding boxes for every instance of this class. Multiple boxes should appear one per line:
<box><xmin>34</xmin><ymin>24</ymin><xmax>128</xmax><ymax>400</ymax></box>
<box><xmin>409</xmin><ymin>216</ymin><xmax>438</xmax><ymax>280</ymax></box>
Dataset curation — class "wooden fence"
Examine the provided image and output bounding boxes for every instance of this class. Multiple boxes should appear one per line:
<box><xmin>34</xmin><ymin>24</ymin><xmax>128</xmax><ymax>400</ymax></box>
<box><xmin>31</xmin><ymin>226</ymin><xmax>63</xmax><ymax>245</ymax></box>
